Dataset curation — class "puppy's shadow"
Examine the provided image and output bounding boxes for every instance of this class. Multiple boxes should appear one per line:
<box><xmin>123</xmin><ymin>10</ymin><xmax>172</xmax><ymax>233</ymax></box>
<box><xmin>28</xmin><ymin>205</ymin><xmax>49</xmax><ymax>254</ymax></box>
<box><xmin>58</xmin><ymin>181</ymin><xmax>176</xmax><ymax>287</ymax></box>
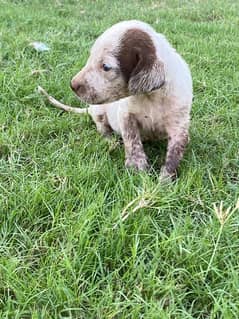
<box><xmin>107</xmin><ymin>137</ymin><xmax>167</xmax><ymax>172</ymax></box>
<box><xmin>144</xmin><ymin>140</ymin><xmax>167</xmax><ymax>171</ymax></box>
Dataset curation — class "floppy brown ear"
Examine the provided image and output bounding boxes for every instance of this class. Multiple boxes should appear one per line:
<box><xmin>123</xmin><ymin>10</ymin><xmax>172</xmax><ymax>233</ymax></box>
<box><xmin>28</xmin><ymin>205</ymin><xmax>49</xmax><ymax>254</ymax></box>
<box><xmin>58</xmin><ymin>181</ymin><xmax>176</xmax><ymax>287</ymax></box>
<box><xmin>117</xmin><ymin>28</ymin><xmax>165</xmax><ymax>95</ymax></box>
<box><xmin>129</xmin><ymin>58</ymin><xmax>165</xmax><ymax>94</ymax></box>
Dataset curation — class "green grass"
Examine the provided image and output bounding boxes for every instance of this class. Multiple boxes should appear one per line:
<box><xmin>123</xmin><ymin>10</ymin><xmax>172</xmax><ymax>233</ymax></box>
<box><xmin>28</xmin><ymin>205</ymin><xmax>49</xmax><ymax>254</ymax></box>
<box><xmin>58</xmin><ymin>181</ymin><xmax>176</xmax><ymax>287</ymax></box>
<box><xmin>0</xmin><ymin>0</ymin><xmax>239</xmax><ymax>318</ymax></box>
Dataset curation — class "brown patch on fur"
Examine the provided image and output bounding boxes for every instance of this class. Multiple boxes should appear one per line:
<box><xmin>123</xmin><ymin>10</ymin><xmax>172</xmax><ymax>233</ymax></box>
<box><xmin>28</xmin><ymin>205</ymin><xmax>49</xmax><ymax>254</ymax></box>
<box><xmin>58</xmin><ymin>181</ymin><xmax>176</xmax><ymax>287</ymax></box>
<box><xmin>95</xmin><ymin>113</ymin><xmax>113</xmax><ymax>137</ymax></box>
<box><xmin>116</xmin><ymin>28</ymin><xmax>165</xmax><ymax>94</ymax></box>
<box><xmin>121</xmin><ymin>113</ymin><xmax>148</xmax><ymax>170</ymax></box>
<box><xmin>96</xmin><ymin>114</ymin><xmax>104</xmax><ymax>122</ymax></box>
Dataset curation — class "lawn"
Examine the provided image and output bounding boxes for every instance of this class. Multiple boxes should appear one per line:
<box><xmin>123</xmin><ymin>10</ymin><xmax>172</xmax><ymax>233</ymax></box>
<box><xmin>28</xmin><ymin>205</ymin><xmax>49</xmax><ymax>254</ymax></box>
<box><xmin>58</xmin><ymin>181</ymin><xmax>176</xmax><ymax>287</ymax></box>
<box><xmin>0</xmin><ymin>0</ymin><xmax>239</xmax><ymax>318</ymax></box>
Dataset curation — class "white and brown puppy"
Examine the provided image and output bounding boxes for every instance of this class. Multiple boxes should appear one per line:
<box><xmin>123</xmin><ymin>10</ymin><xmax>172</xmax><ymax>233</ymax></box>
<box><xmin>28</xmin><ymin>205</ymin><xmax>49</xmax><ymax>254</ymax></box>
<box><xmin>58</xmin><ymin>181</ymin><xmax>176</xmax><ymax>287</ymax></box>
<box><xmin>49</xmin><ymin>20</ymin><xmax>193</xmax><ymax>179</ymax></box>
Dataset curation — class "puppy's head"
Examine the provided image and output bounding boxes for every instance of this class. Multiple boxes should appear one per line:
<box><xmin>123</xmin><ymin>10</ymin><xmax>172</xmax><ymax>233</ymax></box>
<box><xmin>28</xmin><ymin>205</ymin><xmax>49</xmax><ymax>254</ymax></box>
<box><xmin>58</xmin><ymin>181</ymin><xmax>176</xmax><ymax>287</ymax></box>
<box><xmin>70</xmin><ymin>22</ymin><xmax>165</xmax><ymax>104</ymax></box>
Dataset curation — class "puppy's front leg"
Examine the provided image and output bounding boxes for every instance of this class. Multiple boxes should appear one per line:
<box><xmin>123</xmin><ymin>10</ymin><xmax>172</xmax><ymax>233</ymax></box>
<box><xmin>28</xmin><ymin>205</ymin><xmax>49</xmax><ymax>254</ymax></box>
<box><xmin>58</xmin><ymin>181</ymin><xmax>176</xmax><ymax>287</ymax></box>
<box><xmin>160</xmin><ymin>131</ymin><xmax>189</xmax><ymax>180</ymax></box>
<box><xmin>120</xmin><ymin>113</ymin><xmax>148</xmax><ymax>171</ymax></box>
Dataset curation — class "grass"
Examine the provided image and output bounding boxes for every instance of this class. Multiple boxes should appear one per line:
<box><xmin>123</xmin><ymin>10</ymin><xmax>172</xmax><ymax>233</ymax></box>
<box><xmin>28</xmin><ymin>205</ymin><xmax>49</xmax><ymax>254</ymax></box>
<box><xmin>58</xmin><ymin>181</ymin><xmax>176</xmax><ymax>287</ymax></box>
<box><xmin>0</xmin><ymin>0</ymin><xmax>239</xmax><ymax>318</ymax></box>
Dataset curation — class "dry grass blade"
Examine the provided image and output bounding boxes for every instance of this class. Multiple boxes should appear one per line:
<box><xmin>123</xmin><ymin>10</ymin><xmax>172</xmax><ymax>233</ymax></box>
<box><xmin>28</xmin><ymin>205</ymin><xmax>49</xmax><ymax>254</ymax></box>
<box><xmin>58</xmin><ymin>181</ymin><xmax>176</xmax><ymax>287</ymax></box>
<box><xmin>112</xmin><ymin>189</ymin><xmax>157</xmax><ymax>230</ymax></box>
<box><xmin>213</xmin><ymin>198</ymin><xmax>239</xmax><ymax>226</ymax></box>
<box><xmin>205</xmin><ymin>198</ymin><xmax>239</xmax><ymax>279</ymax></box>
<box><xmin>31</xmin><ymin>69</ymin><xmax>49</xmax><ymax>76</ymax></box>
<box><xmin>112</xmin><ymin>197</ymin><xmax>150</xmax><ymax>230</ymax></box>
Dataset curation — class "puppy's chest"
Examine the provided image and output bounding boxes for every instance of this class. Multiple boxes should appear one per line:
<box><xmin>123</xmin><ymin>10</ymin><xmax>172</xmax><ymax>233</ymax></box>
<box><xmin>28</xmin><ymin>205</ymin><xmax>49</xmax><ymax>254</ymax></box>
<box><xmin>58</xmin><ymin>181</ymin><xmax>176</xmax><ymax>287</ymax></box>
<box><xmin>132</xmin><ymin>103</ymin><xmax>168</xmax><ymax>141</ymax></box>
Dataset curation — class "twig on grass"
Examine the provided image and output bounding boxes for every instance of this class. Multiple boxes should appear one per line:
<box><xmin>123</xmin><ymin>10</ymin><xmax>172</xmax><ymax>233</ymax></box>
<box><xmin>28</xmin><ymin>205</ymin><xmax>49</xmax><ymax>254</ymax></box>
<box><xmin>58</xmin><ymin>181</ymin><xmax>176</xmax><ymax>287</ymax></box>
<box><xmin>37</xmin><ymin>85</ymin><xmax>88</xmax><ymax>114</ymax></box>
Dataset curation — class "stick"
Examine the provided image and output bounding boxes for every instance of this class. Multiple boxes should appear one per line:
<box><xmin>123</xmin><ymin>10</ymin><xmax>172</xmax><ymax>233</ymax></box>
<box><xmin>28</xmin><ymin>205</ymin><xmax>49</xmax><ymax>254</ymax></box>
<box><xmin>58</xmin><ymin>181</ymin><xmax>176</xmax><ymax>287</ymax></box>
<box><xmin>37</xmin><ymin>85</ymin><xmax>88</xmax><ymax>114</ymax></box>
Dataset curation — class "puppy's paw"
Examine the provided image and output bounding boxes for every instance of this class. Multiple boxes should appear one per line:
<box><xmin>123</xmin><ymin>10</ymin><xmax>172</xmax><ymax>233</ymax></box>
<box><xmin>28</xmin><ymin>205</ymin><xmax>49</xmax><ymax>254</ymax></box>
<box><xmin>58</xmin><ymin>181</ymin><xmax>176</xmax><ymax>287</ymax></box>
<box><xmin>159</xmin><ymin>165</ymin><xmax>175</xmax><ymax>183</ymax></box>
<box><xmin>125</xmin><ymin>155</ymin><xmax>149</xmax><ymax>171</ymax></box>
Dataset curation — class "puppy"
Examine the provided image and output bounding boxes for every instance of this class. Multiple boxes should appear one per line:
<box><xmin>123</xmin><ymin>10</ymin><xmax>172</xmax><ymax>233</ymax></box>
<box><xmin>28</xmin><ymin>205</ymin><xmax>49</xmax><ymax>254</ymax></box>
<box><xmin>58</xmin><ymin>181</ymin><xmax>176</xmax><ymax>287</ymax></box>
<box><xmin>44</xmin><ymin>20</ymin><xmax>193</xmax><ymax>179</ymax></box>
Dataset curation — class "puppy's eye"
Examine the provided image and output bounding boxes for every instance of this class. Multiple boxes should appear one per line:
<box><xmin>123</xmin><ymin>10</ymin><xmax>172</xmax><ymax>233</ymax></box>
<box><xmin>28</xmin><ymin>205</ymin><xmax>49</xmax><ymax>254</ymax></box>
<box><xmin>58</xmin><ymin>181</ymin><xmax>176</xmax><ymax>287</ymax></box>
<box><xmin>102</xmin><ymin>63</ymin><xmax>112</xmax><ymax>72</ymax></box>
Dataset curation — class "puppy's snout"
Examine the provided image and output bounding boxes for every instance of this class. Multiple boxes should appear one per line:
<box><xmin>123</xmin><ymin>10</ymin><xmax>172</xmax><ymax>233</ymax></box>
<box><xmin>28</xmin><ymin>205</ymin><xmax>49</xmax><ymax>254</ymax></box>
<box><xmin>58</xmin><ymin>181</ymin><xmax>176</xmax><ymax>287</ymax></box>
<box><xmin>70</xmin><ymin>79</ymin><xmax>86</xmax><ymax>95</ymax></box>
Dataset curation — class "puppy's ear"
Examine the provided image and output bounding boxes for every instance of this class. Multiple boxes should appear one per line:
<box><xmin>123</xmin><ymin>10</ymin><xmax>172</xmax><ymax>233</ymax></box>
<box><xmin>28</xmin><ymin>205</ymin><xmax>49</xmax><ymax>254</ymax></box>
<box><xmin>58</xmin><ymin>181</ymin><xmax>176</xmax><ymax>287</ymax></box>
<box><xmin>129</xmin><ymin>57</ymin><xmax>165</xmax><ymax>95</ymax></box>
<box><xmin>117</xmin><ymin>28</ymin><xmax>165</xmax><ymax>95</ymax></box>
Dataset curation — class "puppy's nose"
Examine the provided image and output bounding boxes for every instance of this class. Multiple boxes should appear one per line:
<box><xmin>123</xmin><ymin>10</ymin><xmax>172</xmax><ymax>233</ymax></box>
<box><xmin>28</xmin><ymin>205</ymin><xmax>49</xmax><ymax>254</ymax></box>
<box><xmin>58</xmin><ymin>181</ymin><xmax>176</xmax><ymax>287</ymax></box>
<box><xmin>70</xmin><ymin>80</ymin><xmax>85</xmax><ymax>94</ymax></box>
<box><xmin>70</xmin><ymin>80</ymin><xmax>80</xmax><ymax>92</ymax></box>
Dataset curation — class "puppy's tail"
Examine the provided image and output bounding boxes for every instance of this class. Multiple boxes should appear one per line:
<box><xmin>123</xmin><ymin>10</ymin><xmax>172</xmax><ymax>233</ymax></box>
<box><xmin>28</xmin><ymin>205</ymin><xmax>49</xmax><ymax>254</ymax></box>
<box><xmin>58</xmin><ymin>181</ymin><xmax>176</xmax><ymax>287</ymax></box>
<box><xmin>37</xmin><ymin>86</ymin><xmax>88</xmax><ymax>114</ymax></box>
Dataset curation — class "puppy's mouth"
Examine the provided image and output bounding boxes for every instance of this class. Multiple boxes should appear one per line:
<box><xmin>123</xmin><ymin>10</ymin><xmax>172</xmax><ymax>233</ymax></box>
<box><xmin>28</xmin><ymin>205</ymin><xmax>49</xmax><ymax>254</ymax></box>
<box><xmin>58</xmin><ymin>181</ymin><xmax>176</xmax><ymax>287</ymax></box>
<box><xmin>71</xmin><ymin>85</ymin><xmax>100</xmax><ymax>104</ymax></box>
<box><xmin>74</xmin><ymin>93</ymin><xmax>108</xmax><ymax>105</ymax></box>
<box><xmin>74</xmin><ymin>92</ymin><xmax>128</xmax><ymax>105</ymax></box>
